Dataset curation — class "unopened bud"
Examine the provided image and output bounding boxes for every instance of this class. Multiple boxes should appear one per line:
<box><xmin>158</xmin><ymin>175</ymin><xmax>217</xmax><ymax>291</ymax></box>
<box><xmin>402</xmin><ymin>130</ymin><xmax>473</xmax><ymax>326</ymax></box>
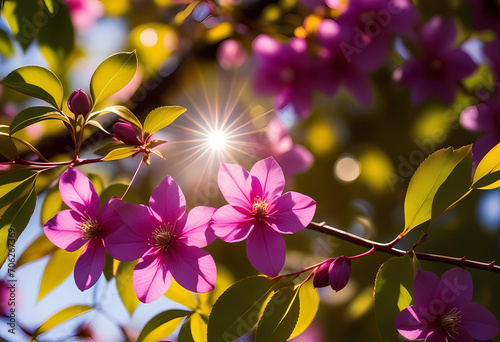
<box><xmin>113</xmin><ymin>121</ymin><xmax>142</xmax><ymax>146</ymax></box>
<box><xmin>313</xmin><ymin>258</ymin><xmax>334</xmax><ymax>288</ymax></box>
<box><xmin>68</xmin><ymin>89</ymin><xmax>92</xmax><ymax>116</ymax></box>
<box><xmin>328</xmin><ymin>256</ymin><xmax>351</xmax><ymax>291</ymax></box>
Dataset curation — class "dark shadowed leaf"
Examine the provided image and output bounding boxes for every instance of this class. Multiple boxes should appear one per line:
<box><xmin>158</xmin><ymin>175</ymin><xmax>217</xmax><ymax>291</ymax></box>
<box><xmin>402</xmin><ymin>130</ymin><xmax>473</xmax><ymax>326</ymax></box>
<box><xmin>0</xmin><ymin>28</ymin><xmax>14</xmax><ymax>56</ymax></box>
<box><xmin>137</xmin><ymin>309</ymin><xmax>192</xmax><ymax>342</ymax></box>
<box><xmin>2</xmin><ymin>0</ymin><xmax>41</xmax><ymax>50</ymax></box>
<box><xmin>0</xmin><ymin>169</ymin><xmax>38</xmax><ymax>211</ymax></box>
<box><xmin>10</xmin><ymin>106</ymin><xmax>66</xmax><ymax>135</ymax></box>
<box><xmin>0</xmin><ymin>129</ymin><xmax>18</xmax><ymax>160</ymax></box>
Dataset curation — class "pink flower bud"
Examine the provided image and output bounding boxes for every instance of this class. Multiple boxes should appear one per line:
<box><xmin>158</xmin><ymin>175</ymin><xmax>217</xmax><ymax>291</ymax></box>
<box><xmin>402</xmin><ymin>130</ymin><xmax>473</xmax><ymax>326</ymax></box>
<box><xmin>67</xmin><ymin>89</ymin><xmax>91</xmax><ymax>116</ymax></box>
<box><xmin>313</xmin><ymin>258</ymin><xmax>334</xmax><ymax>288</ymax></box>
<box><xmin>328</xmin><ymin>256</ymin><xmax>351</xmax><ymax>291</ymax></box>
<box><xmin>113</xmin><ymin>121</ymin><xmax>142</xmax><ymax>146</ymax></box>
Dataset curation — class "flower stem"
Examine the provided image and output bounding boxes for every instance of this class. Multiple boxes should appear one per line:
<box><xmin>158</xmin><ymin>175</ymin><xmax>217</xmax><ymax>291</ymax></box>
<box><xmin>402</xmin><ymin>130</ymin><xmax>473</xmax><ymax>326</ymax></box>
<box><xmin>121</xmin><ymin>159</ymin><xmax>144</xmax><ymax>200</ymax></box>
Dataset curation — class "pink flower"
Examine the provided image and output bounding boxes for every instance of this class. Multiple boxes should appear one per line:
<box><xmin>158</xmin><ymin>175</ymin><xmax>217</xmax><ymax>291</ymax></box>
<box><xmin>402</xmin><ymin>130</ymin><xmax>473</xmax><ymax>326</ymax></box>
<box><xmin>212</xmin><ymin>157</ymin><xmax>316</xmax><ymax>276</ymax></box>
<box><xmin>43</xmin><ymin>168</ymin><xmax>122</xmax><ymax>291</ymax></box>
<box><xmin>217</xmin><ymin>39</ymin><xmax>247</xmax><ymax>70</ymax></box>
<box><xmin>65</xmin><ymin>0</ymin><xmax>104</xmax><ymax>31</ymax></box>
<box><xmin>395</xmin><ymin>268</ymin><xmax>499</xmax><ymax>341</ymax></box>
<box><xmin>105</xmin><ymin>176</ymin><xmax>217</xmax><ymax>303</ymax></box>
<box><xmin>393</xmin><ymin>17</ymin><xmax>477</xmax><ymax>104</ymax></box>
<box><xmin>252</xmin><ymin>35</ymin><xmax>322</xmax><ymax>118</ymax></box>
<box><xmin>313</xmin><ymin>256</ymin><xmax>351</xmax><ymax>291</ymax></box>
<box><xmin>0</xmin><ymin>280</ymin><xmax>11</xmax><ymax>317</ymax></box>
<box><xmin>254</xmin><ymin>117</ymin><xmax>313</xmax><ymax>176</ymax></box>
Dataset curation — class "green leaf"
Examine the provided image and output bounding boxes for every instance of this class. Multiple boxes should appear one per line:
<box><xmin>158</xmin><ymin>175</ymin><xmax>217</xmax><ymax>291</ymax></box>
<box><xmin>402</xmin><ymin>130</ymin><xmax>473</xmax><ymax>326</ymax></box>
<box><xmin>178</xmin><ymin>317</ymin><xmax>197</xmax><ymax>342</ymax></box>
<box><xmin>94</xmin><ymin>141</ymin><xmax>132</xmax><ymax>156</ymax></box>
<box><xmin>473</xmin><ymin>141</ymin><xmax>500</xmax><ymax>189</ymax></box>
<box><xmin>88</xmin><ymin>105</ymin><xmax>143</xmax><ymax>130</ymax></box>
<box><xmin>38</xmin><ymin>247</ymin><xmax>81</xmax><ymax>301</ymax></box>
<box><xmin>207</xmin><ymin>276</ymin><xmax>282</xmax><ymax>342</ymax></box>
<box><xmin>165</xmin><ymin>279</ymin><xmax>199</xmax><ymax>310</ymax></box>
<box><xmin>373</xmin><ymin>255</ymin><xmax>415</xmax><ymax>342</ymax></box>
<box><xmin>15</xmin><ymin>234</ymin><xmax>57</xmax><ymax>269</ymax></box>
<box><xmin>0</xmin><ymin>186</ymin><xmax>37</xmax><ymax>266</ymax></box>
<box><xmin>402</xmin><ymin>146</ymin><xmax>471</xmax><ymax>236</ymax></box>
<box><xmin>43</xmin><ymin>0</ymin><xmax>55</xmax><ymax>12</ymax></box>
<box><xmin>0</xmin><ymin>65</ymin><xmax>63</xmax><ymax>109</ymax></box>
<box><xmin>40</xmin><ymin>182</ymin><xmax>65</xmax><ymax>225</ymax></box>
<box><xmin>255</xmin><ymin>286</ymin><xmax>300</xmax><ymax>342</ymax></box>
<box><xmin>0</xmin><ymin>130</ymin><xmax>18</xmax><ymax>160</ymax></box>
<box><xmin>37</xmin><ymin>0</ymin><xmax>74</xmax><ymax>75</ymax></box>
<box><xmin>143</xmin><ymin>106</ymin><xmax>186</xmax><ymax>137</ymax></box>
<box><xmin>137</xmin><ymin>309</ymin><xmax>192</xmax><ymax>342</ymax></box>
<box><xmin>2</xmin><ymin>0</ymin><xmax>41</xmax><ymax>50</ymax></box>
<box><xmin>397</xmin><ymin>284</ymin><xmax>412</xmax><ymax>311</ymax></box>
<box><xmin>116</xmin><ymin>260</ymin><xmax>140</xmax><ymax>316</ymax></box>
<box><xmin>90</xmin><ymin>52</ymin><xmax>138</xmax><ymax>108</ymax></box>
<box><xmin>0</xmin><ymin>28</ymin><xmax>14</xmax><ymax>57</ymax></box>
<box><xmin>0</xmin><ymin>169</ymin><xmax>38</xmax><ymax>211</ymax></box>
<box><xmin>102</xmin><ymin>146</ymin><xmax>137</xmax><ymax>161</ymax></box>
<box><xmin>190</xmin><ymin>313</ymin><xmax>208</xmax><ymax>342</ymax></box>
<box><xmin>10</xmin><ymin>106</ymin><xmax>65</xmax><ymax>135</ymax></box>
<box><xmin>32</xmin><ymin>305</ymin><xmax>92</xmax><ymax>338</ymax></box>
<box><xmin>289</xmin><ymin>280</ymin><xmax>319</xmax><ymax>339</ymax></box>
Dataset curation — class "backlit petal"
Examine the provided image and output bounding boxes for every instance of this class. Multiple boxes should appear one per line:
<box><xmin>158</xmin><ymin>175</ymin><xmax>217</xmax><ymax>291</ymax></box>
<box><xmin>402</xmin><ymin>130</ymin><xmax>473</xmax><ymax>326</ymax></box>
<box><xmin>246</xmin><ymin>222</ymin><xmax>286</xmax><ymax>277</ymax></box>
<box><xmin>43</xmin><ymin>209</ymin><xmax>86</xmax><ymax>252</ymax></box>
<box><xmin>59</xmin><ymin>167</ymin><xmax>99</xmax><ymax>218</ymax></box>
<box><xmin>250</xmin><ymin>157</ymin><xmax>285</xmax><ymax>201</ymax></box>
<box><xmin>394</xmin><ymin>306</ymin><xmax>427</xmax><ymax>340</ymax></box>
<box><xmin>211</xmin><ymin>205</ymin><xmax>254</xmax><ymax>242</ymax></box>
<box><xmin>149</xmin><ymin>176</ymin><xmax>186</xmax><ymax>224</ymax></box>
<box><xmin>218</xmin><ymin>162</ymin><xmax>252</xmax><ymax>209</ymax></box>
<box><xmin>74</xmin><ymin>238</ymin><xmax>105</xmax><ymax>291</ymax></box>
<box><xmin>413</xmin><ymin>269</ymin><xmax>441</xmax><ymax>310</ymax></box>
<box><xmin>268</xmin><ymin>192</ymin><xmax>316</xmax><ymax>234</ymax></box>
<box><xmin>177</xmin><ymin>206</ymin><xmax>216</xmax><ymax>247</ymax></box>
<box><xmin>133</xmin><ymin>250</ymin><xmax>172</xmax><ymax>303</ymax></box>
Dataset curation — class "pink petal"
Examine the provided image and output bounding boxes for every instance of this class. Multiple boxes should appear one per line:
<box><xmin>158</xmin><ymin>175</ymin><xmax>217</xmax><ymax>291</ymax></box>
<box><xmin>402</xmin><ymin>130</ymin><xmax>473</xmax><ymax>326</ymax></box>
<box><xmin>394</xmin><ymin>306</ymin><xmax>427</xmax><ymax>340</ymax></box>
<box><xmin>59</xmin><ymin>167</ymin><xmax>99</xmax><ymax>218</ymax></box>
<box><xmin>445</xmin><ymin>50</ymin><xmax>477</xmax><ymax>80</ymax></box>
<box><xmin>290</xmin><ymin>88</ymin><xmax>313</xmax><ymax>119</ymax></box>
<box><xmin>149</xmin><ymin>176</ymin><xmax>186</xmax><ymax>224</ymax></box>
<box><xmin>268</xmin><ymin>192</ymin><xmax>316</xmax><ymax>234</ymax></box>
<box><xmin>43</xmin><ymin>209</ymin><xmax>86</xmax><ymax>252</ymax></box>
<box><xmin>133</xmin><ymin>250</ymin><xmax>172</xmax><ymax>303</ymax></box>
<box><xmin>218</xmin><ymin>162</ymin><xmax>252</xmax><ymax>209</ymax></box>
<box><xmin>413</xmin><ymin>269</ymin><xmax>441</xmax><ymax>310</ymax></box>
<box><xmin>211</xmin><ymin>204</ymin><xmax>254</xmax><ymax>242</ymax></box>
<box><xmin>253</xmin><ymin>34</ymin><xmax>281</xmax><ymax>61</ymax></box>
<box><xmin>249</xmin><ymin>157</ymin><xmax>285</xmax><ymax>201</ymax></box>
<box><xmin>451</xmin><ymin>327</ymin><xmax>474</xmax><ymax>342</ymax></box>
<box><xmin>97</xmin><ymin>197</ymin><xmax>124</xmax><ymax>239</ymax></box>
<box><xmin>461</xmin><ymin>302</ymin><xmax>500</xmax><ymax>340</ymax></box>
<box><xmin>313</xmin><ymin>259</ymin><xmax>333</xmax><ymax>288</ymax></box>
<box><xmin>275</xmin><ymin>145</ymin><xmax>313</xmax><ymax>176</ymax></box>
<box><xmin>116</xmin><ymin>203</ymin><xmax>160</xmax><ymax>239</ymax></box>
<box><xmin>176</xmin><ymin>206</ymin><xmax>216</xmax><ymax>247</ymax></box>
<box><xmin>343</xmin><ymin>72</ymin><xmax>373</xmax><ymax>105</ymax></box>
<box><xmin>267</xmin><ymin>118</ymin><xmax>290</xmax><ymax>152</ymax></box>
<box><xmin>353</xmin><ymin>35</ymin><xmax>390</xmax><ymax>72</ymax></box>
<box><xmin>74</xmin><ymin>238</ymin><xmax>105</xmax><ymax>291</ymax></box>
<box><xmin>422</xmin><ymin>17</ymin><xmax>456</xmax><ymax>52</ymax></box>
<box><xmin>425</xmin><ymin>329</ymin><xmax>448</xmax><ymax>342</ymax></box>
<box><xmin>246</xmin><ymin>221</ymin><xmax>286</xmax><ymax>277</ymax></box>
<box><xmin>435</xmin><ymin>268</ymin><xmax>473</xmax><ymax>312</ymax></box>
<box><xmin>167</xmin><ymin>244</ymin><xmax>216</xmax><ymax>293</ymax></box>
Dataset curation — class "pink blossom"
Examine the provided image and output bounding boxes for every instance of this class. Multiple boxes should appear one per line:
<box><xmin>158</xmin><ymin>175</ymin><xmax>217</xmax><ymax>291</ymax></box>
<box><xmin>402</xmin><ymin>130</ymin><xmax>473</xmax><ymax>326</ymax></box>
<box><xmin>212</xmin><ymin>157</ymin><xmax>316</xmax><ymax>277</ymax></box>
<box><xmin>252</xmin><ymin>35</ymin><xmax>322</xmax><ymax>118</ymax></box>
<box><xmin>395</xmin><ymin>268</ymin><xmax>499</xmax><ymax>341</ymax></box>
<box><xmin>105</xmin><ymin>176</ymin><xmax>217</xmax><ymax>303</ymax></box>
<box><xmin>217</xmin><ymin>39</ymin><xmax>247</xmax><ymax>70</ymax></box>
<box><xmin>254</xmin><ymin>117</ymin><xmax>313</xmax><ymax>177</ymax></box>
<box><xmin>43</xmin><ymin>168</ymin><xmax>122</xmax><ymax>291</ymax></box>
<box><xmin>393</xmin><ymin>17</ymin><xmax>477</xmax><ymax>104</ymax></box>
<box><xmin>65</xmin><ymin>0</ymin><xmax>104</xmax><ymax>31</ymax></box>
<box><xmin>0</xmin><ymin>280</ymin><xmax>10</xmax><ymax>317</ymax></box>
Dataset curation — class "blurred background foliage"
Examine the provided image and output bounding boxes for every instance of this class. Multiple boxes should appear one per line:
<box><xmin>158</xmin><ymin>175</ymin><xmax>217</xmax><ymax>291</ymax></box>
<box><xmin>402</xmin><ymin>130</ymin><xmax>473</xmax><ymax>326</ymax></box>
<box><xmin>0</xmin><ymin>0</ymin><xmax>499</xmax><ymax>341</ymax></box>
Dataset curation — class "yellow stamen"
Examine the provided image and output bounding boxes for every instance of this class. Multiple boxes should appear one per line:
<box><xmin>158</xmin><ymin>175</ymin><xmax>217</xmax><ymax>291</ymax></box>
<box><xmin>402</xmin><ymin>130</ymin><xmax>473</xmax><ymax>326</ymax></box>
<box><xmin>152</xmin><ymin>223</ymin><xmax>175</xmax><ymax>250</ymax></box>
<box><xmin>252</xmin><ymin>196</ymin><xmax>269</xmax><ymax>219</ymax></box>
<box><xmin>80</xmin><ymin>219</ymin><xmax>100</xmax><ymax>240</ymax></box>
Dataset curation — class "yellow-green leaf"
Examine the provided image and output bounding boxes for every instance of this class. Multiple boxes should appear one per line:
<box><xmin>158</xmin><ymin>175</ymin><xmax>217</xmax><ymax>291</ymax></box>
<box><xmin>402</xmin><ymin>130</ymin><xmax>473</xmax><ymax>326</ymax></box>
<box><xmin>102</xmin><ymin>146</ymin><xmax>137</xmax><ymax>161</ymax></box>
<box><xmin>40</xmin><ymin>182</ymin><xmax>65</xmax><ymax>225</ymax></box>
<box><xmin>2</xmin><ymin>0</ymin><xmax>41</xmax><ymax>50</ymax></box>
<box><xmin>10</xmin><ymin>106</ymin><xmax>65</xmax><ymax>135</ymax></box>
<box><xmin>397</xmin><ymin>284</ymin><xmax>412</xmax><ymax>311</ymax></box>
<box><xmin>0</xmin><ymin>169</ymin><xmax>38</xmax><ymax>210</ymax></box>
<box><xmin>88</xmin><ymin>105</ymin><xmax>143</xmax><ymax>130</ymax></box>
<box><xmin>190</xmin><ymin>312</ymin><xmax>208</xmax><ymax>342</ymax></box>
<box><xmin>143</xmin><ymin>106</ymin><xmax>186</xmax><ymax>137</ymax></box>
<box><xmin>165</xmin><ymin>278</ymin><xmax>199</xmax><ymax>310</ymax></box>
<box><xmin>473</xmin><ymin>141</ymin><xmax>500</xmax><ymax>189</ymax></box>
<box><xmin>16</xmin><ymin>234</ymin><xmax>57</xmax><ymax>269</ymax></box>
<box><xmin>137</xmin><ymin>309</ymin><xmax>191</xmax><ymax>342</ymax></box>
<box><xmin>0</xmin><ymin>131</ymin><xmax>18</xmax><ymax>160</ymax></box>
<box><xmin>116</xmin><ymin>260</ymin><xmax>139</xmax><ymax>316</ymax></box>
<box><xmin>0</xmin><ymin>65</ymin><xmax>63</xmax><ymax>109</ymax></box>
<box><xmin>32</xmin><ymin>305</ymin><xmax>92</xmax><ymax>339</ymax></box>
<box><xmin>90</xmin><ymin>52</ymin><xmax>138</xmax><ymax>108</ymax></box>
<box><xmin>289</xmin><ymin>280</ymin><xmax>319</xmax><ymax>339</ymax></box>
<box><xmin>0</xmin><ymin>28</ymin><xmax>14</xmax><ymax>57</ymax></box>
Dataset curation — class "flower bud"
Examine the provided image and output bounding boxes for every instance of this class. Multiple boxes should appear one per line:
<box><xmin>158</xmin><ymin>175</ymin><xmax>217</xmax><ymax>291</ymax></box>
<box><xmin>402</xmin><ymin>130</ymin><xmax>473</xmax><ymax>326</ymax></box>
<box><xmin>328</xmin><ymin>256</ymin><xmax>351</xmax><ymax>292</ymax></box>
<box><xmin>313</xmin><ymin>258</ymin><xmax>334</xmax><ymax>288</ymax></box>
<box><xmin>67</xmin><ymin>89</ymin><xmax>92</xmax><ymax>116</ymax></box>
<box><xmin>113</xmin><ymin>121</ymin><xmax>142</xmax><ymax>146</ymax></box>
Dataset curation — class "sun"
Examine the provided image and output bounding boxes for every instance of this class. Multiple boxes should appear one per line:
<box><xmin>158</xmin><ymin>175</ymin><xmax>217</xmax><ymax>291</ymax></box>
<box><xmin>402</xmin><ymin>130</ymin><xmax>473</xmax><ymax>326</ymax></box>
<box><xmin>207</xmin><ymin>130</ymin><xmax>228</xmax><ymax>150</ymax></box>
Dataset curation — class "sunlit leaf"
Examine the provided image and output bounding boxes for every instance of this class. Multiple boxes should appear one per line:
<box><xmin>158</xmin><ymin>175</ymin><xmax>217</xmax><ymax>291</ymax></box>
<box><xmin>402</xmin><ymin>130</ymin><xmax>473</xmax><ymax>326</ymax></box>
<box><xmin>143</xmin><ymin>106</ymin><xmax>186</xmax><ymax>137</ymax></box>
<box><xmin>94</xmin><ymin>141</ymin><xmax>132</xmax><ymax>156</ymax></box>
<box><xmin>15</xmin><ymin>234</ymin><xmax>57</xmax><ymax>269</ymax></box>
<box><xmin>38</xmin><ymin>247</ymin><xmax>81</xmax><ymax>301</ymax></box>
<box><xmin>40</xmin><ymin>182</ymin><xmax>65</xmax><ymax>225</ymax></box>
<box><xmin>373</xmin><ymin>255</ymin><xmax>415</xmax><ymax>342</ymax></box>
<box><xmin>190</xmin><ymin>312</ymin><xmax>208</xmax><ymax>342</ymax></box>
<box><xmin>88</xmin><ymin>105</ymin><xmax>143</xmax><ymax>130</ymax></box>
<box><xmin>397</xmin><ymin>284</ymin><xmax>412</xmax><ymax>311</ymax></box>
<box><xmin>198</xmin><ymin>267</ymin><xmax>234</xmax><ymax>316</ymax></box>
<box><xmin>42</xmin><ymin>0</ymin><xmax>55</xmax><ymax>12</ymax></box>
<box><xmin>0</xmin><ymin>131</ymin><xmax>18</xmax><ymax>160</ymax></box>
<box><xmin>473</xmin><ymin>141</ymin><xmax>500</xmax><ymax>189</ymax></box>
<box><xmin>90</xmin><ymin>51</ymin><xmax>138</xmax><ymax>108</ymax></box>
<box><xmin>165</xmin><ymin>278</ymin><xmax>199</xmax><ymax>310</ymax></box>
<box><xmin>0</xmin><ymin>65</ymin><xmax>63</xmax><ymax>109</ymax></box>
<box><xmin>402</xmin><ymin>146</ymin><xmax>471</xmax><ymax>236</ymax></box>
<box><xmin>137</xmin><ymin>309</ymin><xmax>191</xmax><ymax>342</ymax></box>
<box><xmin>207</xmin><ymin>276</ymin><xmax>282</xmax><ymax>342</ymax></box>
<box><xmin>102</xmin><ymin>146</ymin><xmax>137</xmax><ymax>161</ymax></box>
<box><xmin>86</xmin><ymin>173</ymin><xmax>104</xmax><ymax>195</ymax></box>
<box><xmin>2</xmin><ymin>0</ymin><xmax>41</xmax><ymax>50</ymax></box>
<box><xmin>289</xmin><ymin>280</ymin><xmax>319</xmax><ymax>339</ymax></box>
<box><xmin>0</xmin><ymin>28</ymin><xmax>14</xmax><ymax>57</ymax></box>
<box><xmin>0</xmin><ymin>169</ymin><xmax>38</xmax><ymax>211</ymax></box>
<box><xmin>255</xmin><ymin>285</ymin><xmax>300</xmax><ymax>342</ymax></box>
<box><xmin>10</xmin><ymin>106</ymin><xmax>65</xmax><ymax>135</ymax></box>
<box><xmin>178</xmin><ymin>316</ymin><xmax>196</xmax><ymax>342</ymax></box>
<box><xmin>32</xmin><ymin>305</ymin><xmax>92</xmax><ymax>338</ymax></box>
<box><xmin>116</xmin><ymin>260</ymin><xmax>139</xmax><ymax>316</ymax></box>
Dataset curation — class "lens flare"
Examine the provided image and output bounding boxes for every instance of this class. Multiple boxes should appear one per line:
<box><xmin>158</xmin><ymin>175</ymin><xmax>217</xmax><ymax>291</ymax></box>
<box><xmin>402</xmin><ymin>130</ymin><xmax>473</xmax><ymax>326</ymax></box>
<box><xmin>206</xmin><ymin>130</ymin><xmax>228</xmax><ymax>150</ymax></box>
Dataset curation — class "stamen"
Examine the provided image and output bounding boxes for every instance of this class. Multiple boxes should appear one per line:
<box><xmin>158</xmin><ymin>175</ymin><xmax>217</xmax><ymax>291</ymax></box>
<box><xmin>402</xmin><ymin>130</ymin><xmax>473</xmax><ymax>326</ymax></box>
<box><xmin>252</xmin><ymin>196</ymin><xmax>269</xmax><ymax>219</ymax></box>
<box><xmin>152</xmin><ymin>223</ymin><xmax>176</xmax><ymax>250</ymax></box>
<box><xmin>80</xmin><ymin>219</ymin><xmax>101</xmax><ymax>240</ymax></box>
<box><xmin>441</xmin><ymin>307</ymin><xmax>462</xmax><ymax>336</ymax></box>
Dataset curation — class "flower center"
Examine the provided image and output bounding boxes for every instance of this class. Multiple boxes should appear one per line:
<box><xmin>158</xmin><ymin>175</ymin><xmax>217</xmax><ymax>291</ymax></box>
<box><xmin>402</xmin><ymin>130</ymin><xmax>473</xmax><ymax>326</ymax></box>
<box><xmin>80</xmin><ymin>219</ymin><xmax>101</xmax><ymax>240</ymax></box>
<box><xmin>280</xmin><ymin>67</ymin><xmax>295</xmax><ymax>84</ymax></box>
<box><xmin>429</xmin><ymin>59</ymin><xmax>443</xmax><ymax>72</ymax></box>
<box><xmin>440</xmin><ymin>307</ymin><xmax>462</xmax><ymax>337</ymax></box>
<box><xmin>152</xmin><ymin>223</ymin><xmax>175</xmax><ymax>250</ymax></box>
<box><xmin>252</xmin><ymin>197</ymin><xmax>269</xmax><ymax>218</ymax></box>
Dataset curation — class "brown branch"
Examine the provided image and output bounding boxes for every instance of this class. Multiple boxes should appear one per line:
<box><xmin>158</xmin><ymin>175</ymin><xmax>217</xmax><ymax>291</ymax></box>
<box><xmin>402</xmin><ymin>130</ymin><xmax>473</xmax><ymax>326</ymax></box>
<box><xmin>307</xmin><ymin>221</ymin><xmax>500</xmax><ymax>274</ymax></box>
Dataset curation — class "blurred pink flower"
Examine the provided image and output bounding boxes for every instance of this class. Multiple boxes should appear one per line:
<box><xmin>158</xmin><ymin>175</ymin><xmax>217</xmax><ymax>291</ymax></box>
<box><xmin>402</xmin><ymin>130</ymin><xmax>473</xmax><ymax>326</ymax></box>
<box><xmin>395</xmin><ymin>268</ymin><xmax>499</xmax><ymax>341</ymax></box>
<box><xmin>66</xmin><ymin>0</ymin><xmax>104</xmax><ymax>31</ymax></box>
<box><xmin>255</xmin><ymin>117</ymin><xmax>313</xmax><ymax>177</ymax></box>
<box><xmin>212</xmin><ymin>157</ymin><xmax>316</xmax><ymax>276</ymax></box>
<box><xmin>252</xmin><ymin>35</ymin><xmax>322</xmax><ymax>118</ymax></box>
<box><xmin>217</xmin><ymin>39</ymin><xmax>247</xmax><ymax>70</ymax></box>
<box><xmin>43</xmin><ymin>168</ymin><xmax>122</xmax><ymax>291</ymax></box>
<box><xmin>0</xmin><ymin>280</ymin><xmax>10</xmax><ymax>317</ymax></box>
<box><xmin>105</xmin><ymin>176</ymin><xmax>217</xmax><ymax>303</ymax></box>
<box><xmin>393</xmin><ymin>17</ymin><xmax>477</xmax><ymax>104</ymax></box>
<box><xmin>313</xmin><ymin>256</ymin><xmax>351</xmax><ymax>291</ymax></box>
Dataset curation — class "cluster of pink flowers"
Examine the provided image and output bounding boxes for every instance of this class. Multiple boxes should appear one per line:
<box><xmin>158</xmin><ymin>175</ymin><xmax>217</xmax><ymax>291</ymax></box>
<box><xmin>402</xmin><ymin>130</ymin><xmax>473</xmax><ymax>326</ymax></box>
<box><xmin>43</xmin><ymin>157</ymin><xmax>316</xmax><ymax>302</ymax></box>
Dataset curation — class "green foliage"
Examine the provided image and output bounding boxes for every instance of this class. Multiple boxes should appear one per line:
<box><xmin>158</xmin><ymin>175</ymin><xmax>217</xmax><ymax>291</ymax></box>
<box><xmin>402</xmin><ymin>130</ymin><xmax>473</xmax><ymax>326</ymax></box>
<box><xmin>0</xmin><ymin>28</ymin><xmax>14</xmax><ymax>57</ymax></box>
<box><xmin>472</xmin><ymin>141</ymin><xmax>500</xmax><ymax>189</ymax></box>
<box><xmin>116</xmin><ymin>260</ymin><xmax>140</xmax><ymax>316</ymax></box>
<box><xmin>10</xmin><ymin>106</ymin><xmax>67</xmax><ymax>135</ymax></box>
<box><xmin>101</xmin><ymin>146</ymin><xmax>138</xmax><ymax>161</ymax></box>
<box><xmin>31</xmin><ymin>305</ymin><xmax>92</xmax><ymax>339</ymax></box>
<box><xmin>288</xmin><ymin>280</ymin><xmax>319</xmax><ymax>339</ymax></box>
<box><xmin>137</xmin><ymin>309</ymin><xmax>192</xmax><ymax>342</ymax></box>
<box><xmin>0</xmin><ymin>126</ymin><xmax>18</xmax><ymax>160</ymax></box>
<box><xmin>374</xmin><ymin>255</ymin><xmax>416</xmax><ymax>342</ymax></box>
<box><xmin>0</xmin><ymin>169</ymin><xmax>38</xmax><ymax>211</ymax></box>
<box><xmin>402</xmin><ymin>146</ymin><xmax>472</xmax><ymax>236</ymax></box>
<box><xmin>90</xmin><ymin>51</ymin><xmax>138</xmax><ymax>108</ymax></box>
<box><xmin>15</xmin><ymin>234</ymin><xmax>57</xmax><ymax>269</ymax></box>
<box><xmin>2</xmin><ymin>0</ymin><xmax>41</xmax><ymax>50</ymax></box>
<box><xmin>89</xmin><ymin>105</ymin><xmax>143</xmax><ymax>129</ymax></box>
<box><xmin>0</xmin><ymin>65</ymin><xmax>64</xmax><ymax>109</ymax></box>
<box><xmin>143</xmin><ymin>106</ymin><xmax>186</xmax><ymax>138</ymax></box>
